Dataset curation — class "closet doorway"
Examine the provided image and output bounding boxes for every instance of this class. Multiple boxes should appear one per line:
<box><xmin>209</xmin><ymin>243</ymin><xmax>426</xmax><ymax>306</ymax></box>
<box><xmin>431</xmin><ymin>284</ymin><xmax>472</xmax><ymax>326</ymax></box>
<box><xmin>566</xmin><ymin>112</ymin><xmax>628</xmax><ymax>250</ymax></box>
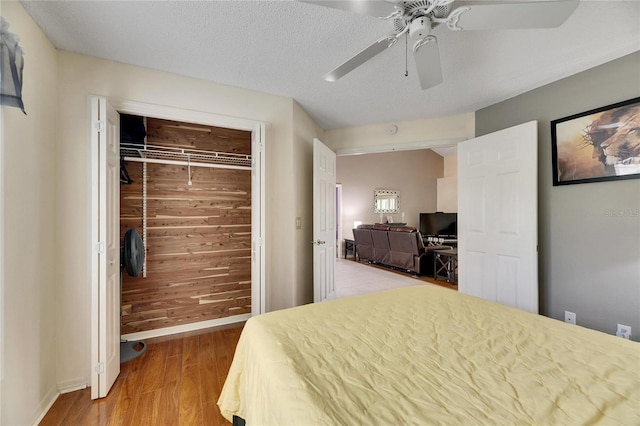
<box><xmin>90</xmin><ymin>97</ymin><xmax>265</xmax><ymax>398</ymax></box>
<box><xmin>120</xmin><ymin>116</ymin><xmax>254</xmax><ymax>335</ymax></box>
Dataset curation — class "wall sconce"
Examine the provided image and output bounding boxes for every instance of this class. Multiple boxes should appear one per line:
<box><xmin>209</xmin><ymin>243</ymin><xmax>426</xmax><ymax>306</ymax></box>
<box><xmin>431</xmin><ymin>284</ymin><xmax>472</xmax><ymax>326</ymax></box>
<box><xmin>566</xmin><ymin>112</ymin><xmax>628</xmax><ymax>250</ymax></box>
<box><xmin>1</xmin><ymin>17</ymin><xmax>26</xmax><ymax>114</ymax></box>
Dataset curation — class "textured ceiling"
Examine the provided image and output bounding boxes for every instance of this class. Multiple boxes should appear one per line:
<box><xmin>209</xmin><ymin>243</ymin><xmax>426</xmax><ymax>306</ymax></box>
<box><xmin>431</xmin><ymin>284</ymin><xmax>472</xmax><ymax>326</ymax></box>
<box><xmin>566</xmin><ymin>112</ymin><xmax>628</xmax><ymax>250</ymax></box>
<box><xmin>19</xmin><ymin>0</ymin><xmax>640</xmax><ymax>130</ymax></box>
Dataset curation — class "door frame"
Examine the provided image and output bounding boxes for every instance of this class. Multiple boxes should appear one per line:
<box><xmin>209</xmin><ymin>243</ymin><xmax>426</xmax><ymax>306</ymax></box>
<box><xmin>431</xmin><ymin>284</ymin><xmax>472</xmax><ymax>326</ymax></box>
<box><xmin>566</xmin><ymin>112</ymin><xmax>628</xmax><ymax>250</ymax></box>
<box><xmin>90</xmin><ymin>98</ymin><xmax>266</xmax><ymax>395</ymax></box>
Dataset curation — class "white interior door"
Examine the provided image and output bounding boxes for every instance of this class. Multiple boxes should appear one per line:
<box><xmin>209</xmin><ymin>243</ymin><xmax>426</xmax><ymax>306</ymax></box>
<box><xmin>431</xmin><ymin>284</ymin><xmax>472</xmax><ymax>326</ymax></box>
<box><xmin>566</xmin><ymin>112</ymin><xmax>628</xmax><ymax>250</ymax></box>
<box><xmin>90</xmin><ymin>97</ymin><xmax>121</xmax><ymax>399</ymax></box>
<box><xmin>313</xmin><ymin>138</ymin><xmax>336</xmax><ymax>302</ymax></box>
<box><xmin>457</xmin><ymin>121</ymin><xmax>538</xmax><ymax>313</ymax></box>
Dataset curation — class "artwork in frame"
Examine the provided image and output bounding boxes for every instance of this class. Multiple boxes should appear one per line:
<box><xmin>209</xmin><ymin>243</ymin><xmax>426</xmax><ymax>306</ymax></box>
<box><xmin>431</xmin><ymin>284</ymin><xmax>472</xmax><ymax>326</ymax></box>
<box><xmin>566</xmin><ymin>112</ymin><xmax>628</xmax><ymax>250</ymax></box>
<box><xmin>551</xmin><ymin>97</ymin><xmax>640</xmax><ymax>186</ymax></box>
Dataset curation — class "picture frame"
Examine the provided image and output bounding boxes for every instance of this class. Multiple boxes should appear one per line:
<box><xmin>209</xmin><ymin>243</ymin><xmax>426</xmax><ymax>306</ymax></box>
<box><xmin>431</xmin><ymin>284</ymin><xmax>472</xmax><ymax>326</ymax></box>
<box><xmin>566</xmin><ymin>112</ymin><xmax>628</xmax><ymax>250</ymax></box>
<box><xmin>550</xmin><ymin>96</ymin><xmax>640</xmax><ymax>186</ymax></box>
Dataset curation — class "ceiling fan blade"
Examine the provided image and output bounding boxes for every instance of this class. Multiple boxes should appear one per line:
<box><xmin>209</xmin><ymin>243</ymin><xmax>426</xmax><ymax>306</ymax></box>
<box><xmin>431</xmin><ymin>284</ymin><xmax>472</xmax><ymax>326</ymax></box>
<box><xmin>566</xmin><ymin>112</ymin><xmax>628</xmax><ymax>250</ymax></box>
<box><xmin>449</xmin><ymin>0</ymin><xmax>579</xmax><ymax>30</ymax></box>
<box><xmin>413</xmin><ymin>36</ymin><xmax>443</xmax><ymax>90</ymax></box>
<box><xmin>300</xmin><ymin>1</ymin><xmax>400</xmax><ymax>18</ymax></box>
<box><xmin>323</xmin><ymin>35</ymin><xmax>398</xmax><ymax>82</ymax></box>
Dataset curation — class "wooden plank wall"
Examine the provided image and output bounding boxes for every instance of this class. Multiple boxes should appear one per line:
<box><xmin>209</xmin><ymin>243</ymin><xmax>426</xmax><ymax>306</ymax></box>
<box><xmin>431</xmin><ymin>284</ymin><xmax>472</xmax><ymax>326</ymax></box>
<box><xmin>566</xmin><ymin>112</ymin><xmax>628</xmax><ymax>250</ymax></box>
<box><xmin>120</xmin><ymin>118</ymin><xmax>252</xmax><ymax>334</ymax></box>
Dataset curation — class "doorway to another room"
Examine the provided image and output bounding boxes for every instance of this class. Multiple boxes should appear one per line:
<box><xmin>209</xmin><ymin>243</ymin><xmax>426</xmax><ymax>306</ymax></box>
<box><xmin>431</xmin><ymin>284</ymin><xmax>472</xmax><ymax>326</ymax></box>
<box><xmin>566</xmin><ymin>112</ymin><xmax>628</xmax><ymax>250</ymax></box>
<box><xmin>333</xmin><ymin>147</ymin><xmax>459</xmax><ymax>296</ymax></box>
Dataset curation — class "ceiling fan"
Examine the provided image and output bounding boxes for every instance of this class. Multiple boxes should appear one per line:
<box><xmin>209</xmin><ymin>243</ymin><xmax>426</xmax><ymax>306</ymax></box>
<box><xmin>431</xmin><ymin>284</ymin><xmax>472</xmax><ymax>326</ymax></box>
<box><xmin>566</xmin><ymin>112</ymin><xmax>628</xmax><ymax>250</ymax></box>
<box><xmin>303</xmin><ymin>0</ymin><xmax>579</xmax><ymax>90</ymax></box>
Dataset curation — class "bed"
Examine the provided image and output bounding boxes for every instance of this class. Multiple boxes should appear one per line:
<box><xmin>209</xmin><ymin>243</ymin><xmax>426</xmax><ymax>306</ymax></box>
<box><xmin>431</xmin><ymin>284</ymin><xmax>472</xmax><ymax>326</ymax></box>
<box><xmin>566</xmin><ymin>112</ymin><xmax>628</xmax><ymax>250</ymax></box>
<box><xmin>218</xmin><ymin>285</ymin><xmax>640</xmax><ymax>425</ymax></box>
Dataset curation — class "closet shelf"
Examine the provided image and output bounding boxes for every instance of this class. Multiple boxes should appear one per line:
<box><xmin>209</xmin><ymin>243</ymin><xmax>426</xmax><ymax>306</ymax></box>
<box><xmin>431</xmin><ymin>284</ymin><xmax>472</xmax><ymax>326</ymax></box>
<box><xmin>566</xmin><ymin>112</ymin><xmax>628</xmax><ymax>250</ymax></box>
<box><xmin>120</xmin><ymin>142</ymin><xmax>252</xmax><ymax>168</ymax></box>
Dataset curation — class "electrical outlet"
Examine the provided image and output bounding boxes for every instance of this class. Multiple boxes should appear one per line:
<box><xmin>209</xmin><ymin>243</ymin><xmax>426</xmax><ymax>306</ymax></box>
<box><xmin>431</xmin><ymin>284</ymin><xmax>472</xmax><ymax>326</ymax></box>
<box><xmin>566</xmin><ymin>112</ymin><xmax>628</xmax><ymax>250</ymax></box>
<box><xmin>564</xmin><ymin>311</ymin><xmax>576</xmax><ymax>325</ymax></box>
<box><xmin>295</xmin><ymin>217</ymin><xmax>301</xmax><ymax>229</ymax></box>
<box><xmin>616</xmin><ymin>324</ymin><xmax>631</xmax><ymax>340</ymax></box>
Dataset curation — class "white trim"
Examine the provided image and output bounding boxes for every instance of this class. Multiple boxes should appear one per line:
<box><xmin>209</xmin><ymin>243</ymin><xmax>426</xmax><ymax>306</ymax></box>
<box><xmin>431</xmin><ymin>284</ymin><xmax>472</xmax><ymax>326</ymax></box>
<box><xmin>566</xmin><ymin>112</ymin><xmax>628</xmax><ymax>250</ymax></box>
<box><xmin>0</xmin><ymin>104</ymin><xmax>4</xmax><ymax>385</ymax></box>
<box><xmin>109</xmin><ymin>98</ymin><xmax>261</xmax><ymax>133</ymax></box>
<box><xmin>88</xmin><ymin>96</ymin><xmax>101</xmax><ymax>400</ymax></box>
<box><xmin>57</xmin><ymin>378</ymin><xmax>88</xmax><ymax>394</ymax></box>
<box><xmin>29</xmin><ymin>385</ymin><xmax>59</xmax><ymax>426</ymax></box>
<box><xmin>336</xmin><ymin>184</ymin><xmax>343</xmax><ymax>244</ymax></box>
<box><xmin>336</xmin><ymin>137</ymin><xmax>467</xmax><ymax>156</ymax></box>
<box><xmin>121</xmin><ymin>313</ymin><xmax>250</xmax><ymax>341</ymax></box>
<box><xmin>254</xmin><ymin>123</ymin><xmax>267</xmax><ymax>315</ymax></box>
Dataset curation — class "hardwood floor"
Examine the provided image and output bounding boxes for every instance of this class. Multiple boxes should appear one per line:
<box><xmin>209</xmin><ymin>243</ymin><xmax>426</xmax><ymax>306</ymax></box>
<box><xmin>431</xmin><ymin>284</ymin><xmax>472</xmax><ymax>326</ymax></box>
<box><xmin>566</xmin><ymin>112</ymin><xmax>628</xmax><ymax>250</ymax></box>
<box><xmin>39</xmin><ymin>325</ymin><xmax>243</xmax><ymax>426</ymax></box>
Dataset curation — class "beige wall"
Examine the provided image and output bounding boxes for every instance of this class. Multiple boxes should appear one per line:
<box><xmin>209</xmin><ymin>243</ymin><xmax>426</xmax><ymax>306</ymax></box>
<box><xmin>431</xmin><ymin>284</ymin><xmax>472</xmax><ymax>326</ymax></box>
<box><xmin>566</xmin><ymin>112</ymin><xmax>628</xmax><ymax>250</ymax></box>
<box><xmin>476</xmin><ymin>52</ymin><xmax>640</xmax><ymax>339</ymax></box>
<box><xmin>292</xmin><ymin>102</ymin><xmax>325</xmax><ymax>306</ymax></box>
<box><xmin>1</xmin><ymin>2</ymin><xmax>59</xmax><ymax>424</ymax></box>
<box><xmin>443</xmin><ymin>156</ymin><xmax>457</xmax><ymax>177</ymax></box>
<box><xmin>437</xmin><ymin>155</ymin><xmax>458</xmax><ymax>212</ymax></box>
<box><xmin>324</xmin><ymin>112</ymin><xmax>475</xmax><ymax>153</ymax></box>
<box><xmin>337</xmin><ymin>150</ymin><xmax>443</xmax><ymax>240</ymax></box>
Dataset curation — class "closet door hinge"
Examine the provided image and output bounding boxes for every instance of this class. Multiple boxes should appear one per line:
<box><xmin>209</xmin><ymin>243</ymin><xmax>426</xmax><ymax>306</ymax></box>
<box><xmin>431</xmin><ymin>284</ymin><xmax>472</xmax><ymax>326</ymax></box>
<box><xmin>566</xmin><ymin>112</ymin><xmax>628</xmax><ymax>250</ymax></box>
<box><xmin>95</xmin><ymin>120</ymin><xmax>105</xmax><ymax>133</ymax></box>
<box><xmin>95</xmin><ymin>241</ymin><xmax>105</xmax><ymax>254</ymax></box>
<box><xmin>95</xmin><ymin>362</ymin><xmax>104</xmax><ymax>375</ymax></box>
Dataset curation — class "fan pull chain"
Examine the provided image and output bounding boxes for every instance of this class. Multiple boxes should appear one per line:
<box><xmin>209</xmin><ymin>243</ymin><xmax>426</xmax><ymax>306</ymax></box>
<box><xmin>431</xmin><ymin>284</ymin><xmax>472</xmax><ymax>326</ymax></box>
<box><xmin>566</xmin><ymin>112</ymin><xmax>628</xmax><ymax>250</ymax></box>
<box><xmin>404</xmin><ymin>32</ymin><xmax>409</xmax><ymax>77</ymax></box>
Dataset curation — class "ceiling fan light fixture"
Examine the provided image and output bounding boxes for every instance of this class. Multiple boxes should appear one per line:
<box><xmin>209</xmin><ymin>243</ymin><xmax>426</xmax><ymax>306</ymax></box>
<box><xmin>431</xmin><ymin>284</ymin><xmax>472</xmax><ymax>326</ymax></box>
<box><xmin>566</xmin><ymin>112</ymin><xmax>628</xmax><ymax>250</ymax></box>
<box><xmin>409</xmin><ymin>16</ymin><xmax>431</xmax><ymax>39</ymax></box>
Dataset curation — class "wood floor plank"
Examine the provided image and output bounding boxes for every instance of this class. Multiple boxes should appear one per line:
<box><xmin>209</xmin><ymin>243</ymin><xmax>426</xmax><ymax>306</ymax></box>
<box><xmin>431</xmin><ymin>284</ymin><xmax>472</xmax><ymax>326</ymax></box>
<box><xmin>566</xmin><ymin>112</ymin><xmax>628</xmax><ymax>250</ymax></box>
<box><xmin>163</xmin><ymin>354</ymin><xmax>183</xmax><ymax>386</ymax></box>
<box><xmin>160</xmin><ymin>354</ymin><xmax>184</xmax><ymax>425</ymax></box>
<box><xmin>81</xmin><ymin>377</ymin><xmax>124</xmax><ymax>426</ymax></box>
<box><xmin>39</xmin><ymin>390</ymin><xmax>83</xmax><ymax>426</ymax></box>
<box><xmin>56</xmin><ymin>388</ymin><xmax>93</xmax><ymax>425</ymax></box>
<box><xmin>182</xmin><ymin>334</ymin><xmax>200</xmax><ymax>367</ymax></box>
<box><xmin>199</xmin><ymin>354</ymin><xmax>220</xmax><ymax>406</ymax></box>
<box><xmin>165</xmin><ymin>336</ymin><xmax>184</xmax><ymax>357</ymax></box>
<box><xmin>179</xmin><ymin>363</ymin><xmax>204</xmax><ymax>424</ymax></box>
<box><xmin>203</xmin><ymin>401</ymin><xmax>228</xmax><ymax>426</ymax></box>
<box><xmin>139</xmin><ymin>343</ymin><xmax>168</xmax><ymax>394</ymax></box>
<box><xmin>129</xmin><ymin>388</ymin><xmax>162</xmax><ymax>425</ymax></box>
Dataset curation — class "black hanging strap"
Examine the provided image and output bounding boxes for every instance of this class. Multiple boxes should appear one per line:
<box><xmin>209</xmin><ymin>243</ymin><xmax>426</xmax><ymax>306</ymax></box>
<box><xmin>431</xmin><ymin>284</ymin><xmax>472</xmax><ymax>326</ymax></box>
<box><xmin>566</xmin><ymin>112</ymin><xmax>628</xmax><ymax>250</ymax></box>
<box><xmin>120</xmin><ymin>157</ymin><xmax>133</xmax><ymax>185</ymax></box>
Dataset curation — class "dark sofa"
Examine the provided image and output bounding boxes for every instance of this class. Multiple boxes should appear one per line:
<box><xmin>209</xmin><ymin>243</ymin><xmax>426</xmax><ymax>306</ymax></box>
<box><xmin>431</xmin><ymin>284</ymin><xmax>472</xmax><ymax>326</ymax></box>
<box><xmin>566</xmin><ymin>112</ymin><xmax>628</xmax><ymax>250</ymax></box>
<box><xmin>352</xmin><ymin>224</ymin><xmax>450</xmax><ymax>276</ymax></box>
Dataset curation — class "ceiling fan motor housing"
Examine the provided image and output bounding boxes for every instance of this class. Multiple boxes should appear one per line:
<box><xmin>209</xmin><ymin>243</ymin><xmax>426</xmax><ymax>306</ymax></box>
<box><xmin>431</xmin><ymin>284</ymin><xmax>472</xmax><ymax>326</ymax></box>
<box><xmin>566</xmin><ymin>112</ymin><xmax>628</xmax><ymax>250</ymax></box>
<box><xmin>409</xmin><ymin>16</ymin><xmax>431</xmax><ymax>39</ymax></box>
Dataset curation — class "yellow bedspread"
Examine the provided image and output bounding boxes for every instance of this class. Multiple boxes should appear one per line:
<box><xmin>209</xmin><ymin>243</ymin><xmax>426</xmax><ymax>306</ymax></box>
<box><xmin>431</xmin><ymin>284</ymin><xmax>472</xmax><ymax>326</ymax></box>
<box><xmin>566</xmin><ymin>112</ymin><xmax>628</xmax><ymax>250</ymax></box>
<box><xmin>218</xmin><ymin>285</ymin><xmax>640</xmax><ymax>425</ymax></box>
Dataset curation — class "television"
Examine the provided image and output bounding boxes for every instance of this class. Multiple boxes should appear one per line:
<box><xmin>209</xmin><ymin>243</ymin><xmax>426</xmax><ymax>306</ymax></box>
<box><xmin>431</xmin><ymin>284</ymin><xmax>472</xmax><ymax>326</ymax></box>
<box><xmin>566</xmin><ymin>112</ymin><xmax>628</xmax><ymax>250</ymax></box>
<box><xmin>419</xmin><ymin>212</ymin><xmax>457</xmax><ymax>237</ymax></box>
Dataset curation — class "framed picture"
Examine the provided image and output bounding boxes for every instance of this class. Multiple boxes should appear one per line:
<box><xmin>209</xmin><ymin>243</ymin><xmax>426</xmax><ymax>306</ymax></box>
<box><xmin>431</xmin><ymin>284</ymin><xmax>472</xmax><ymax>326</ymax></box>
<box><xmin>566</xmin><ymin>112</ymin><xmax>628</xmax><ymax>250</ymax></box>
<box><xmin>551</xmin><ymin>97</ymin><xmax>640</xmax><ymax>186</ymax></box>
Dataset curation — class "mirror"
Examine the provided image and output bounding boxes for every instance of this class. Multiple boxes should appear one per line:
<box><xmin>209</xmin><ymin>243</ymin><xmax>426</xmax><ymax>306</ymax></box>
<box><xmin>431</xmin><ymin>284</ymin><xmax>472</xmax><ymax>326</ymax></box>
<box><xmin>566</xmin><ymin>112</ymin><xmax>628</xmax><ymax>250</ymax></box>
<box><xmin>374</xmin><ymin>189</ymin><xmax>400</xmax><ymax>214</ymax></box>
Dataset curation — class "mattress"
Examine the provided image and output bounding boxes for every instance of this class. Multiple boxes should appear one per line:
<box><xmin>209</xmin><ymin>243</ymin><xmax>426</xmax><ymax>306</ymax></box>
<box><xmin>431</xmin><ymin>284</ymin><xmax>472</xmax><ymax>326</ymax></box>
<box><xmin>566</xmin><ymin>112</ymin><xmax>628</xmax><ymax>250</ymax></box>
<box><xmin>218</xmin><ymin>285</ymin><xmax>640</xmax><ymax>425</ymax></box>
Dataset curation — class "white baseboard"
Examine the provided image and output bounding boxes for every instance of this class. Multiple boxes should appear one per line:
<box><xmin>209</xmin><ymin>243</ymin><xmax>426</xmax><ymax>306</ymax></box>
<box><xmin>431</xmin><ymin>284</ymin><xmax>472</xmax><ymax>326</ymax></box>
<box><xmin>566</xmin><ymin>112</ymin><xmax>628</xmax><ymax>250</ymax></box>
<box><xmin>121</xmin><ymin>314</ymin><xmax>250</xmax><ymax>341</ymax></box>
<box><xmin>57</xmin><ymin>377</ymin><xmax>88</xmax><ymax>394</ymax></box>
<box><xmin>30</xmin><ymin>385</ymin><xmax>59</xmax><ymax>426</ymax></box>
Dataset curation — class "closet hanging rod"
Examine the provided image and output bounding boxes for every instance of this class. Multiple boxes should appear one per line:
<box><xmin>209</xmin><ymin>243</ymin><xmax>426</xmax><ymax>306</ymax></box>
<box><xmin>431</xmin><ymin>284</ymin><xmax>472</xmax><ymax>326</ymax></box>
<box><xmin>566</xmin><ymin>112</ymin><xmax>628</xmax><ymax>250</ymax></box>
<box><xmin>123</xmin><ymin>156</ymin><xmax>251</xmax><ymax>171</ymax></box>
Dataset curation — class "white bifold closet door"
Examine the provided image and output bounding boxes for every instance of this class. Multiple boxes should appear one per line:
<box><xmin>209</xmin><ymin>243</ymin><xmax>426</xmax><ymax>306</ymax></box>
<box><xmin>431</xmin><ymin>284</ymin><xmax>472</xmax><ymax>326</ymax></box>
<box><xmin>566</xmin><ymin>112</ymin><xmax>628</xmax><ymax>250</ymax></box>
<box><xmin>90</xmin><ymin>96</ymin><xmax>121</xmax><ymax>399</ymax></box>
